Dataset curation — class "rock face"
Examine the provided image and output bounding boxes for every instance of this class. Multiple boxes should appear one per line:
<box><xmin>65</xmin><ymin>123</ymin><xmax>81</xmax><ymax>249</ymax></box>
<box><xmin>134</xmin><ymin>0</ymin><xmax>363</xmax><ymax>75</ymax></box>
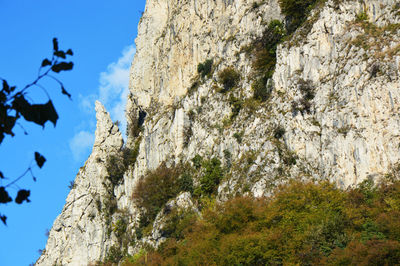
<box><xmin>38</xmin><ymin>0</ymin><xmax>400</xmax><ymax>264</ymax></box>
<box><xmin>128</xmin><ymin>0</ymin><xmax>282</xmax><ymax>108</ymax></box>
<box><xmin>36</xmin><ymin>102</ymin><xmax>123</xmax><ymax>265</ymax></box>
<box><xmin>274</xmin><ymin>0</ymin><xmax>400</xmax><ymax>187</ymax></box>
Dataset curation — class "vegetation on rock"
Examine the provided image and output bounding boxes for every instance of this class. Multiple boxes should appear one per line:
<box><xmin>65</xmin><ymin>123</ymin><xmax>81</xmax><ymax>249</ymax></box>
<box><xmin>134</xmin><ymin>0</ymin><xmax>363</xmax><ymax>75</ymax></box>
<box><xmin>278</xmin><ymin>0</ymin><xmax>322</xmax><ymax>33</ymax></box>
<box><xmin>251</xmin><ymin>20</ymin><xmax>286</xmax><ymax>102</ymax></box>
<box><xmin>291</xmin><ymin>79</ymin><xmax>316</xmax><ymax>115</ymax></box>
<box><xmin>217</xmin><ymin>67</ymin><xmax>241</xmax><ymax>92</ymax></box>
<box><xmin>194</xmin><ymin>157</ymin><xmax>224</xmax><ymax>197</ymax></box>
<box><xmin>197</xmin><ymin>59</ymin><xmax>213</xmax><ymax>78</ymax></box>
<box><xmin>132</xmin><ymin>164</ymin><xmax>193</xmax><ymax>227</ymax></box>
<box><xmin>129</xmin><ymin>178</ymin><xmax>400</xmax><ymax>265</ymax></box>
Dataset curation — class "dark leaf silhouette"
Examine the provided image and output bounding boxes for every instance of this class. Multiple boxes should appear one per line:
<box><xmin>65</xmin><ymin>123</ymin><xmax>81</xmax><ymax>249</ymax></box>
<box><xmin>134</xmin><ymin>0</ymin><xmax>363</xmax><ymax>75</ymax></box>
<box><xmin>0</xmin><ymin>215</ymin><xmax>6</xmax><ymax>225</ymax></box>
<box><xmin>29</xmin><ymin>101</ymin><xmax>58</xmax><ymax>127</ymax></box>
<box><xmin>0</xmin><ymin>187</ymin><xmax>12</xmax><ymax>203</ymax></box>
<box><xmin>12</xmin><ymin>94</ymin><xmax>30</xmax><ymax>118</ymax></box>
<box><xmin>15</xmin><ymin>189</ymin><xmax>30</xmax><ymax>204</ymax></box>
<box><xmin>61</xmin><ymin>85</ymin><xmax>71</xmax><ymax>99</ymax></box>
<box><xmin>0</xmin><ymin>38</ymin><xmax>73</xmax><ymax>225</ymax></box>
<box><xmin>0</xmin><ymin>91</ymin><xmax>6</xmax><ymax>103</ymax></box>
<box><xmin>54</xmin><ymin>51</ymin><xmax>66</xmax><ymax>59</ymax></box>
<box><xmin>3</xmin><ymin>115</ymin><xmax>17</xmax><ymax>136</ymax></box>
<box><xmin>35</xmin><ymin>152</ymin><xmax>46</xmax><ymax>168</ymax></box>
<box><xmin>52</xmin><ymin>38</ymin><xmax>59</xmax><ymax>52</ymax></box>
<box><xmin>2</xmin><ymin>80</ymin><xmax>10</xmax><ymax>93</ymax></box>
<box><xmin>13</xmin><ymin>96</ymin><xmax>58</xmax><ymax>127</ymax></box>
<box><xmin>51</xmin><ymin>62</ymin><xmax>73</xmax><ymax>73</ymax></box>
<box><xmin>41</xmin><ymin>59</ymin><xmax>52</xmax><ymax>67</ymax></box>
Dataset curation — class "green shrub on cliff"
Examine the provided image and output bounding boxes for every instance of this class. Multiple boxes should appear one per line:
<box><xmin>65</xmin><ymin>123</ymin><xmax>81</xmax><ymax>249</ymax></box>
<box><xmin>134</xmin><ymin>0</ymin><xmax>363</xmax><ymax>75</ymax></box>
<box><xmin>278</xmin><ymin>0</ymin><xmax>321</xmax><ymax>33</ymax></box>
<box><xmin>193</xmin><ymin>157</ymin><xmax>224</xmax><ymax>197</ymax></box>
<box><xmin>132</xmin><ymin>178</ymin><xmax>400</xmax><ymax>265</ymax></box>
<box><xmin>218</xmin><ymin>67</ymin><xmax>241</xmax><ymax>92</ymax></box>
<box><xmin>132</xmin><ymin>164</ymin><xmax>182</xmax><ymax>226</ymax></box>
<box><xmin>197</xmin><ymin>59</ymin><xmax>213</xmax><ymax>78</ymax></box>
<box><xmin>251</xmin><ymin>20</ymin><xmax>285</xmax><ymax>102</ymax></box>
<box><xmin>132</xmin><ymin>164</ymin><xmax>194</xmax><ymax>227</ymax></box>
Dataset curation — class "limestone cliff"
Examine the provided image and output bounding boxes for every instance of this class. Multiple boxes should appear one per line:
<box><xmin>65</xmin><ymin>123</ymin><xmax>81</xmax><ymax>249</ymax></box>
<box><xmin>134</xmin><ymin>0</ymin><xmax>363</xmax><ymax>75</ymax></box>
<box><xmin>36</xmin><ymin>102</ymin><xmax>124</xmax><ymax>265</ymax></box>
<box><xmin>37</xmin><ymin>0</ymin><xmax>400</xmax><ymax>264</ymax></box>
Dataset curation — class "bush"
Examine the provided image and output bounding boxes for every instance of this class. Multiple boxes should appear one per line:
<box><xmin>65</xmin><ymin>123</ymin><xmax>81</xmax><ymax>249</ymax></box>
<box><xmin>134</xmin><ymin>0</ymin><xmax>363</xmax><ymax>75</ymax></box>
<box><xmin>188</xmin><ymin>79</ymin><xmax>200</xmax><ymax>94</ymax></box>
<box><xmin>124</xmin><ymin>175</ymin><xmax>400</xmax><ymax>266</ymax></box>
<box><xmin>195</xmin><ymin>158</ymin><xmax>224</xmax><ymax>196</ymax></box>
<box><xmin>112</xmin><ymin>219</ymin><xmax>128</xmax><ymax>239</ymax></box>
<box><xmin>121</xmin><ymin>249</ymin><xmax>150</xmax><ymax>266</ymax></box>
<box><xmin>278</xmin><ymin>0</ymin><xmax>320</xmax><ymax>33</ymax></box>
<box><xmin>183</xmin><ymin>125</ymin><xmax>193</xmax><ymax>147</ymax></box>
<box><xmin>132</xmin><ymin>164</ymin><xmax>182</xmax><ymax>226</ymax></box>
<box><xmin>122</xmin><ymin>137</ymin><xmax>141</xmax><ymax>168</ymax></box>
<box><xmin>105</xmin><ymin>245</ymin><xmax>124</xmax><ymax>264</ymax></box>
<box><xmin>252</xmin><ymin>77</ymin><xmax>271</xmax><ymax>101</ymax></box>
<box><xmin>218</xmin><ymin>67</ymin><xmax>240</xmax><ymax>92</ymax></box>
<box><xmin>356</xmin><ymin>11</ymin><xmax>368</xmax><ymax>22</ymax></box>
<box><xmin>102</xmin><ymin>194</ymin><xmax>118</xmax><ymax>220</ymax></box>
<box><xmin>178</xmin><ymin>172</ymin><xmax>194</xmax><ymax>194</ymax></box>
<box><xmin>197</xmin><ymin>59</ymin><xmax>213</xmax><ymax>78</ymax></box>
<box><xmin>233</xmin><ymin>131</ymin><xmax>244</xmax><ymax>143</ymax></box>
<box><xmin>298</xmin><ymin>79</ymin><xmax>315</xmax><ymax>100</ymax></box>
<box><xmin>106</xmin><ymin>138</ymin><xmax>141</xmax><ymax>191</ymax></box>
<box><xmin>252</xmin><ymin>2</ymin><xmax>260</xmax><ymax>9</ymax></box>
<box><xmin>191</xmin><ymin>155</ymin><xmax>203</xmax><ymax>169</ymax></box>
<box><xmin>325</xmin><ymin>239</ymin><xmax>400</xmax><ymax>265</ymax></box>
<box><xmin>129</xmin><ymin>178</ymin><xmax>400</xmax><ymax>265</ymax></box>
<box><xmin>228</xmin><ymin>94</ymin><xmax>243</xmax><ymax>119</ymax></box>
<box><xmin>127</xmin><ymin>110</ymin><xmax>145</xmax><ymax>138</ymax></box>
<box><xmin>273</xmin><ymin>126</ymin><xmax>286</xmax><ymax>139</ymax></box>
<box><xmin>251</xmin><ymin>20</ymin><xmax>286</xmax><ymax>101</ymax></box>
<box><xmin>253</xmin><ymin>20</ymin><xmax>285</xmax><ymax>72</ymax></box>
<box><xmin>161</xmin><ymin>209</ymin><xmax>197</xmax><ymax>240</ymax></box>
<box><xmin>106</xmin><ymin>154</ymin><xmax>126</xmax><ymax>186</ymax></box>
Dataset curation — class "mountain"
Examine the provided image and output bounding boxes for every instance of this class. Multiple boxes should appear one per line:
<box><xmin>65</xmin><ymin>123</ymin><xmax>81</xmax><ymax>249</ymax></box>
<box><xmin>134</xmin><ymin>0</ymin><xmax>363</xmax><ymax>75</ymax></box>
<box><xmin>37</xmin><ymin>0</ymin><xmax>400</xmax><ymax>264</ymax></box>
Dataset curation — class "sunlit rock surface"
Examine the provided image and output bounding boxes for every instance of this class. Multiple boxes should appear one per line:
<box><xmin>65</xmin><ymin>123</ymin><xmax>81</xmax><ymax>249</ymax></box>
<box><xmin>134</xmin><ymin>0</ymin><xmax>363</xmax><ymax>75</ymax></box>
<box><xmin>38</xmin><ymin>0</ymin><xmax>400</xmax><ymax>263</ymax></box>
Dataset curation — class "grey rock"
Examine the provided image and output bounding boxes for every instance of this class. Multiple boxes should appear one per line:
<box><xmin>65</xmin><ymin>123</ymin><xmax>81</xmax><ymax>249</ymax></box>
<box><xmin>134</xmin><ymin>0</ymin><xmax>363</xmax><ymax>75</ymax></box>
<box><xmin>39</xmin><ymin>0</ymin><xmax>400</xmax><ymax>263</ymax></box>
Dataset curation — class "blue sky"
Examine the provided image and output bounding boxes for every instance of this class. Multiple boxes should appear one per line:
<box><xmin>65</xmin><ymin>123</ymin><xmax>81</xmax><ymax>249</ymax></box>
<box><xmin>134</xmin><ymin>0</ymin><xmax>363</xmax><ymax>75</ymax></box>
<box><xmin>0</xmin><ymin>0</ymin><xmax>146</xmax><ymax>265</ymax></box>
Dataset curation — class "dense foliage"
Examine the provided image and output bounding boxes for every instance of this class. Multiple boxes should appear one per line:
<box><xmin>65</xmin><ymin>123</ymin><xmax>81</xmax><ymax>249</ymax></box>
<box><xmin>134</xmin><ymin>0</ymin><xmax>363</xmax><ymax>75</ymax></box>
<box><xmin>194</xmin><ymin>157</ymin><xmax>223</xmax><ymax>197</ymax></box>
<box><xmin>218</xmin><ymin>67</ymin><xmax>241</xmax><ymax>92</ymax></box>
<box><xmin>197</xmin><ymin>59</ymin><xmax>213</xmax><ymax>78</ymax></box>
<box><xmin>128</xmin><ymin>178</ymin><xmax>400</xmax><ymax>265</ymax></box>
<box><xmin>132</xmin><ymin>164</ymin><xmax>193</xmax><ymax>227</ymax></box>
<box><xmin>133</xmin><ymin>164</ymin><xmax>182</xmax><ymax>227</ymax></box>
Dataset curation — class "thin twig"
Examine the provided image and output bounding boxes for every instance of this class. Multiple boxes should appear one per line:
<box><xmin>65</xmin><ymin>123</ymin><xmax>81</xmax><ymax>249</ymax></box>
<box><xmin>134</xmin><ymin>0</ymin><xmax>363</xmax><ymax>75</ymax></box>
<box><xmin>32</xmin><ymin>83</ymin><xmax>51</xmax><ymax>100</ymax></box>
<box><xmin>4</xmin><ymin>167</ymin><xmax>31</xmax><ymax>188</ymax></box>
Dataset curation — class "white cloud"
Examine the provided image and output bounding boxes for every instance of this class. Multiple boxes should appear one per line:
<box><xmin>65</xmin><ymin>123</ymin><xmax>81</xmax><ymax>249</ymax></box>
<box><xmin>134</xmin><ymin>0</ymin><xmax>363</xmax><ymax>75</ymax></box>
<box><xmin>110</xmin><ymin>85</ymin><xmax>129</xmax><ymax>134</ymax></box>
<box><xmin>99</xmin><ymin>45</ymin><xmax>135</xmax><ymax>105</ymax></box>
<box><xmin>73</xmin><ymin>45</ymin><xmax>135</xmax><ymax>159</ymax></box>
<box><xmin>101</xmin><ymin>46</ymin><xmax>135</xmax><ymax>137</ymax></box>
<box><xmin>69</xmin><ymin>130</ymin><xmax>94</xmax><ymax>161</ymax></box>
<box><xmin>78</xmin><ymin>93</ymin><xmax>97</xmax><ymax>114</ymax></box>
